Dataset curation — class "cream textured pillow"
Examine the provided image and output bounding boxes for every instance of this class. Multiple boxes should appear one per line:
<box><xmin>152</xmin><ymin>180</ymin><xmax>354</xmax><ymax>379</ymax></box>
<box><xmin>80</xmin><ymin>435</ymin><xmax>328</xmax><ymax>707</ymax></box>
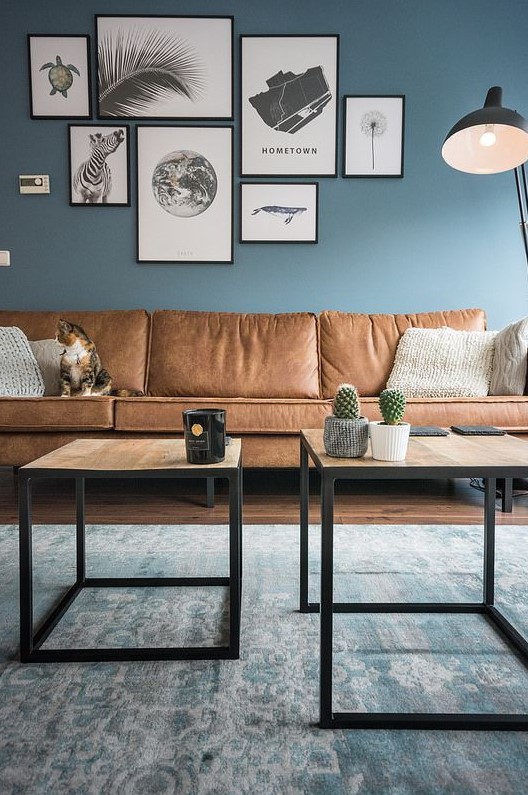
<box><xmin>489</xmin><ymin>317</ymin><xmax>528</xmax><ymax>396</ymax></box>
<box><xmin>28</xmin><ymin>339</ymin><xmax>63</xmax><ymax>396</ymax></box>
<box><xmin>386</xmin><ymin>327</ymin><xmax>497</xmax><ymax>398</ymax></box>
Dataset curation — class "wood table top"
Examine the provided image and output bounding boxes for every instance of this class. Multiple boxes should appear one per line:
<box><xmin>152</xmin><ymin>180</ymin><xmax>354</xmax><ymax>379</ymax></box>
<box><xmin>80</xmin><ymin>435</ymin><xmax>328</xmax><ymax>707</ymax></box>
<box><xmin>301</xmin><ymin>429</ymin><xmax>528</xmax><ymax>474</ymax></box>
<box><xmin>21</xmin><ymin>438</ymin><xmax>242</xmax><ymax>473</ymax></box>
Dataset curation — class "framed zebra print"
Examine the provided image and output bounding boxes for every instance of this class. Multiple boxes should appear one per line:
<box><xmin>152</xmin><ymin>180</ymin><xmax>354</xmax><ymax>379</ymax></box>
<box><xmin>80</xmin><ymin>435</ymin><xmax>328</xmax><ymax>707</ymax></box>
<box><xmin>96</xmin><ymin>15</ymin><xmax>233</xmax><ymax>120</ymax></box>
<box><xmin>136</xmin><ymin>125</ymin><xmax>233</xmax><ymax>263</ymax></box>
<box><xmin>68</xmin><ymin>124</ymin><xmax>130</xmax><ymax>206</ymax></box>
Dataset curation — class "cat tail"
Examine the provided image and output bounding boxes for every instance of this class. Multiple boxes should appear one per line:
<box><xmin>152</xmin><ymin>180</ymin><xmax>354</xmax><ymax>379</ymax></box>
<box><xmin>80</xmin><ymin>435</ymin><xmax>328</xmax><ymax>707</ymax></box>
<box><xmin>109</xmin><ymin>388</ymin><xmax>145</xmax><ymax>397</ymax></box>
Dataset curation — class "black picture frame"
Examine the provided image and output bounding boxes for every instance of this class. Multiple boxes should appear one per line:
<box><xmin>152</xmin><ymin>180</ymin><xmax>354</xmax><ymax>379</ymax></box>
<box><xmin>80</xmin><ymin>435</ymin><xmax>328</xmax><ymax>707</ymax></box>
<box><xmin>240</xmin><ymin>182</ymin><xmax>319</xmax><ymax>244</ymax></box>
<box><xmin>343</xmin><ymin>95</ymin><xmax>405</xmax><ymax>178</ymax></box>
<box><xmin>28</xmin><ymin>34</ymin><xmax>92</xmax><ymax>119</ymax></box>
<box><xmin>136</xmin><ymin>125</ymin><xmax>233</xmax><ymax>264</ymax></box>
<box><xmin>68</xmin><ymin>124</ymin><xmax>131</xmax><ymax>206</ymax></box>
<box><xmin>96</xmin><ymin>15</ymin><xmax>234</xmax><ymax>120</ymax></box>
<box><xmin>240</xmin><ymin>35</ymin><xmax>339</xmax><ymax>177</ymax></box>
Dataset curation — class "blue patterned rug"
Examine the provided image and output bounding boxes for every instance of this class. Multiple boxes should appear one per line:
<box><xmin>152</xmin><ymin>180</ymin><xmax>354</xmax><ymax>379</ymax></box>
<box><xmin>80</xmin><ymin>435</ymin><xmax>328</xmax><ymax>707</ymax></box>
<box><xmin>0</xmin><ymin>522</ymin><xmax>527</xmax><ymax>794</ymax></box>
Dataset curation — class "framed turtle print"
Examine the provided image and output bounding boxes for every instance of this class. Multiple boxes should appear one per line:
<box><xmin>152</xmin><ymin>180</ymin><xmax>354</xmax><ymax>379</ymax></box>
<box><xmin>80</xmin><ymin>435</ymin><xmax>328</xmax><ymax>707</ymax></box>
<box><xmin>241</xmin><ymin>35</ymin><xmax>339</xmax><ymax>177</ymax></box>
<box><xmin>240</xmin><ymin>183</ymin><xmax>319</xmax><ymax>243</ymax></box>
<box><xmin>68</xmin><ymin>125</ymin><xmax>130</xmax><ymax>206</ymax></box>
<box><xmin>136</xmin><ymin>125</ymin><xmax>233</xmax><ymax>263</ymax></box>
<box><xmin>96</xmin><ymin>15</ymin><xmax>233</xmax><ymax>120</ymax></box>
<box><xmin>343</xmin><ymin>95</ymin><xmax>405</xmax><ymax>177</ymax></box>
<box><xmin>28</xmin><ymin>34</ymin><xmax>92</xmax><ymax>119</ymax></box>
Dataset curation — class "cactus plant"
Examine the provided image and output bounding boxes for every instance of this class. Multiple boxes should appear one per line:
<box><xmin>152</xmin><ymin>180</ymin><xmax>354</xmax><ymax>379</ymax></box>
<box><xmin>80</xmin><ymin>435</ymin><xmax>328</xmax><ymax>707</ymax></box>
<box><xmin>324</xmin><ymin>383</ymin><xmax>368</xmax><ymax>458</ymax></box>
<box><xmin>333</xmin><ymin>383</ymin><xmax>360</xmax><ymax>420</ymax></box>
<box><xmin>379</xmin><ymin>388</ymin><xmax>406</xmax><ymax>425</ymax></box>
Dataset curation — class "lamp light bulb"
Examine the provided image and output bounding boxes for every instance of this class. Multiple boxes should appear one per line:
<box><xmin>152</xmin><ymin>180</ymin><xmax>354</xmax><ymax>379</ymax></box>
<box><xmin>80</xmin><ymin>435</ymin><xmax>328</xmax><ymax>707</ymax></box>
<box><xmin>480</xmin><ymin>125</ymin><xmax>497</xmax><ymax>147</ymax></box>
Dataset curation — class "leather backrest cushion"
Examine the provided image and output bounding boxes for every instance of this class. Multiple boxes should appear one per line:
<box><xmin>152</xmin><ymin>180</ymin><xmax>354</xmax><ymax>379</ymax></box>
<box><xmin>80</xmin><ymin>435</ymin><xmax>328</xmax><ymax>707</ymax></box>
<box><xmin>148</xmin><ymin>310</ymin><xmax>320</xmax><ymax>398</ymax></box>
<box><xmin>0</xmin><ymin>310</ymin><xmax>150</xmax><ymax>393</ymax></box>
<box><xmin>319</xmin><ymin>308</ymin><xmax>487</xmax><ymax>397</ymax></box>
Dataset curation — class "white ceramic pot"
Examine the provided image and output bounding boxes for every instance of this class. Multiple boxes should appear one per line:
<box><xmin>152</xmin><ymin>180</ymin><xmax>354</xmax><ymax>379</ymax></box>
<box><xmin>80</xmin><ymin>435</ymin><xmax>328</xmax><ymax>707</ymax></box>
<box><xmin>369</xmin><ymin>421</ymin><xmax>411</xmax><ymax>461</ymax></box>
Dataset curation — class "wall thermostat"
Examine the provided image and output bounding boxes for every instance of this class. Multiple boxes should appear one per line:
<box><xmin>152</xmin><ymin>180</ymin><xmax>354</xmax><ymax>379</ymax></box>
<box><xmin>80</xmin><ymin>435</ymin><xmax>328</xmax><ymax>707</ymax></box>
<box><xmin>19</xmin><ymin>175</ymin><xmax>50</xmax><ymax>194</ymax></box>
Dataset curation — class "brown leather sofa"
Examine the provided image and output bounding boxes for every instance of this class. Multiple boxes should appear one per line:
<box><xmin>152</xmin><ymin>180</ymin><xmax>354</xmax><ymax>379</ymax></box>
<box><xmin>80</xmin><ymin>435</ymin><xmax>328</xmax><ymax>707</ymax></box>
<box><xmin>1</xmin><ymin>307</ymin><xmax>527</xmax><ymax>469</ymax></box>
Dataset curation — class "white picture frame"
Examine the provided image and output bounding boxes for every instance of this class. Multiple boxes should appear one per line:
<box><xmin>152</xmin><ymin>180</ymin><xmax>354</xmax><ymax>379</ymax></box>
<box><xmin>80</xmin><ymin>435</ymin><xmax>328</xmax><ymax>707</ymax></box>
<box><xmin>136</xmin><ymin>125</ymin><xmax>233</xmax><ymax>263</ymax></box>
<box><xmin>241</xmin><ymin>35</ymin><xmax>339</xmax><ymax>177</ymax></box>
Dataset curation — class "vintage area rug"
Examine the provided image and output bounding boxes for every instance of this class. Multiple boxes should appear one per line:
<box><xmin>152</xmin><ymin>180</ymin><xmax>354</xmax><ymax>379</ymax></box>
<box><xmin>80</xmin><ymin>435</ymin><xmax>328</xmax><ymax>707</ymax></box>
<box><xmin>0</xmin><ymin>522</ymin><xmax>527</xmax><ymax>794</ymax></box>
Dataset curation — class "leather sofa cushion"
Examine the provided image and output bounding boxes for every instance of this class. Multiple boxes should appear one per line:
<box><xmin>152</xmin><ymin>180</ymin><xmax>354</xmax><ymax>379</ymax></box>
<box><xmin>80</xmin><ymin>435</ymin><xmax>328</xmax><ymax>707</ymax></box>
<box><xmin>319</xmin><ymin>308</ymin><xmax>487</xmax><ymax>398</ymax></box>
<box><xmin>361</xmin><ymin>395</ymin><xmax>528</xmax><ymax>431</ymax></box>
<box><xmin>0</xmin><ymin>396</ymin><xmax>114</xmax><ymax>431</ymax></box>
<box><xmin>148</xmin><ymin>311</ymin><xmax>320</xmax><ymax>398</ymax></box>
<box><xmin>0</xmin><ymin>310</ymin><xmax>150</xmax><ymax>394</ymax></box>
<box><xmin>115</xmin><ymin>397</ymin><xmax>331</xmax><ymax>433</ymax></box>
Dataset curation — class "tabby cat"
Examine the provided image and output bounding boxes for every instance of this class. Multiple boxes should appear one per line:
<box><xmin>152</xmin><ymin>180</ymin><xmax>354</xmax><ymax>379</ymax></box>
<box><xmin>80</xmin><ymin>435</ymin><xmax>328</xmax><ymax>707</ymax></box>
<box><xmin>56</xmin><ymin>319</ymin><xmax>141</xmax><ymax>397</ymax></box>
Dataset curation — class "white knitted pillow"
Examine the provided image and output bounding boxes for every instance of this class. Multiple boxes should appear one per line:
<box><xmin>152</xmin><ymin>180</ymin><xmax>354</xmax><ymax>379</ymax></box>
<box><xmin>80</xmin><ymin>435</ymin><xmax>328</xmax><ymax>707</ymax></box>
<box><xmin>0</xmin><ymin>327</ymin><xmax>45</xmax><ymax>397</ymax></box>
<box><xmin>386</xmin><ymin>327</ymin><xmax>497</xmax><ymax>398</ymax></box>
<box><xmin>489</xmin><ymin>316</ymin><xmax>528</xmax><ymax>395</ymax></box>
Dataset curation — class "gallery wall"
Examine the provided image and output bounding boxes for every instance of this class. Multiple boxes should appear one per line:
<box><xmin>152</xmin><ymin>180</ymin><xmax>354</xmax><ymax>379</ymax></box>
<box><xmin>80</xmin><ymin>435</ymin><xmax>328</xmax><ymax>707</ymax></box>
<box><xmin>1</xmin><ymin>0</ymin><xmax>527</xmax><ymax>329</ymax></box>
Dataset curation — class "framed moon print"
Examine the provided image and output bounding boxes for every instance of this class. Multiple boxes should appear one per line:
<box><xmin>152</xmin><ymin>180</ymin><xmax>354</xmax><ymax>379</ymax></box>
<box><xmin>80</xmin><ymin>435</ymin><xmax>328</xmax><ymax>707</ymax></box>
<box><xmin>241</xmin><ymin>35</ymin><xmax>339</xmax><ymax>177</ymax></box>
<box><xmin>96</xmin><ymin>15</ymin><xmax>233</xmax><ymax>120</ymax></box>
<box><xmin>343</xmin><ymin>95</ymin><xmax>405</xmax><ymax>177</ymax></box>
<box><xmin>68</xmin><ymin>125</ymin><xmax>130</xmax><ymax>206</ymax></box>
<box><xmin>240</xmin><ymin>183</ymin><xmax>318</xmax><ymax>243</ymax></box>
<box><xmin>28</xmin><ymin>34</ymin><xmax>91</xmax><ymax>119</ymax></box>
<box><xmin>136</xmin><ymin>125</ymin><xmax>233</xmax><ymax>263</ymax></box>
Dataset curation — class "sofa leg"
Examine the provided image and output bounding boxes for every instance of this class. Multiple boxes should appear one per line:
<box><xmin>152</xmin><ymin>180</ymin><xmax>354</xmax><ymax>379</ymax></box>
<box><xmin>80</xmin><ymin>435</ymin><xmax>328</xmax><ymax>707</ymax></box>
<box><xmin>500</xmin><ymin>478</ymin><xmax>513</xmax><ymax>513</ymax></box>
<box><xmin>206</xmin><ymin>477</ymin><xmax>215</xmax><ymax>509</ymax></box>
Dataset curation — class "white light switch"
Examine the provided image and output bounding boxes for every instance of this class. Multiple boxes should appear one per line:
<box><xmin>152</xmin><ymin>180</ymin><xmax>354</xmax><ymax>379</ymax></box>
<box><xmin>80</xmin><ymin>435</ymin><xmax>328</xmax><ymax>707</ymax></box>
<box><xmin>0</xmin><ymin>251</ymin><xmax>10</xmax><ymax>266</ymax></box>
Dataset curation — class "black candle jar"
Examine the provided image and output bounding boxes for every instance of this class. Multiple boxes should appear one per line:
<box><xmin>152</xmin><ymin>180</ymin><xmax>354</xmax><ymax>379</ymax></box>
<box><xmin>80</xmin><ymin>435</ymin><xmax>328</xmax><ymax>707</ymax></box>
<box><xmin>183</xmin><ymin>408</ymin><xmax>226</xmax><ymax>464</ymax></box>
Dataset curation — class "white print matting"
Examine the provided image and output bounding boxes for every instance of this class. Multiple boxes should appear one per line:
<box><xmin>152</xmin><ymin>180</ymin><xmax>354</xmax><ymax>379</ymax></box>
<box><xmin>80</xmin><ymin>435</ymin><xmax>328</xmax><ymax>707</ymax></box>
<box><xmin>344</xmin><ymin>95</ymin><xmax>405</xmax><ymax>177</ymax></box>
<box><xmin>241</xmin><ymin>35</ymin><xmax>338</xmax><ymax>176</ymax></box>
<box><xmin>69</xmin><ymin>125</ymin><xmax>129</xmax><ymax>206</ymax></box>
<box><xmin>28</xmin><ymin>35</ymin><xmax>91</xmax><ymax>118</ymax></box>
<box><xmin>137</xmin><ymin>125</ymin><xmax>233</xmax><ymax>263</ymax></box>
<box><xmin>240</xmin><ymin>183</ymin><xmax>318</xmax><ymax>243</ymax></box>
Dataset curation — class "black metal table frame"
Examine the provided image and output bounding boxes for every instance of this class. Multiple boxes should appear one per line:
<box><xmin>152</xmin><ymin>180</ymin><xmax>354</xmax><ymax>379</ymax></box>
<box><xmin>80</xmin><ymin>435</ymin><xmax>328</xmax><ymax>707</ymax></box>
<box><xmin>19</xmin><ymin>459</ymin><xmax>242</xmax><ymax>663</ymax></box>
<box><xmin>299</xmin><ymin>434</ymin><xmax>528</xmax><ymax>730</ymax></box>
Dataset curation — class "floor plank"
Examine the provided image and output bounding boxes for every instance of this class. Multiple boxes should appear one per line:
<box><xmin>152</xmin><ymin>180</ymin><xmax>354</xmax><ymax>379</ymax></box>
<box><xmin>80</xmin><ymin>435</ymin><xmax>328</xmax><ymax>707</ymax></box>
<box><xmin>2</xmin><ymin>467</ymin><xmax>528</xmax><ymax>525</ymax></box>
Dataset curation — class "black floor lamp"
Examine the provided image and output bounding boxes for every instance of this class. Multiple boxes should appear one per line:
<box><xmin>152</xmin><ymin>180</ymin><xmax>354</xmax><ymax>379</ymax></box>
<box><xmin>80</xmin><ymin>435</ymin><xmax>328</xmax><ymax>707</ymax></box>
<box><xmin>442</xmin><ymin>86</ymin><xmax>528</xmax><ymax>265</ymax></box>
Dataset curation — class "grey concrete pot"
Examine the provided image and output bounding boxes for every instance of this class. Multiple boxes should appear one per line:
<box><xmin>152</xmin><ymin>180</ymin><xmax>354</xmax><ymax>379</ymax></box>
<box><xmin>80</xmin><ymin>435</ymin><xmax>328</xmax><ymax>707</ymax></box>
<box><xmin>323</xmin><ymin>415</ymin><xmax>369</xmax><ymax>458</ymax></box>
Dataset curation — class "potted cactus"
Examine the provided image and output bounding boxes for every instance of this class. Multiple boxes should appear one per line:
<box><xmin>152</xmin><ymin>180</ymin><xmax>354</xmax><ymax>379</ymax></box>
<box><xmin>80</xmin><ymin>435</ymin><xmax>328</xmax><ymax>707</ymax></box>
<box><xmin>369</xmin><ymin>388</ymin><xmax>411</xmax><ymax>461</ymax></box>
<box><xmin>323</xmin><ymin>383</ymin><xmax>369</xmax><ymax>457</ymax></box>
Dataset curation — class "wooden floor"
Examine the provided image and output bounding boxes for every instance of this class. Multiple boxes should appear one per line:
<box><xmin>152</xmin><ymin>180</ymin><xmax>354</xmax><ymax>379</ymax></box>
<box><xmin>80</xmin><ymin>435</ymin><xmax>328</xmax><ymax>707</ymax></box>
<box><xmin>2</xmin><ymin>467</ymin><xmax>528</xmax><ymax>525</ymax></box>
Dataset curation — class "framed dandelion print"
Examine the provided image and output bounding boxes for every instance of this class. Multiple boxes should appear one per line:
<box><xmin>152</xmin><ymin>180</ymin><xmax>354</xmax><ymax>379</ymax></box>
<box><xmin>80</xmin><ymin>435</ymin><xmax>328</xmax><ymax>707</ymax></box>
<box><xmin>241</xmin><ymin>35</ymin><xmax>339</xmax><ymax>177</ymax></box>
<box><xmin>240</xmin><ymin>183</ymin><xmax>318</xmax><ymax>243</ymax></box>
<box><xmin>96</xmin><ymin>15</ymin><xmax>233</xmax><ymax>120</ymax></box>
<box><xmin>136</xmin><ymin>125</ymin><xmax>233</xmax><ymax>263</ymax></box>
<box><xmin>68</xmin><ymin>125</ymin><xmax>130</xmax><ymax>206</ymax></box>
<box><xmin>28</xmin><ymin>34</ymin><xmax>92</xmax><ymax>119</ymax></box>
<box><xmin>343</xmin><ymin>95</ymin><xmax>405</xmax><ymax>177</ymax></box>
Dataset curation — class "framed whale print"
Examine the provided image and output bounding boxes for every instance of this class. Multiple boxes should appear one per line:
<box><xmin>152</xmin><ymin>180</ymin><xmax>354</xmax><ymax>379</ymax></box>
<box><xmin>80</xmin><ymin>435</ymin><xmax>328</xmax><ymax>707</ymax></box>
<box><xmin>136</xmin><ymin>125</ymin><xmax>233</xmax><ymax>263</ymax></box>
<box><xmin>241</xmin><ymin>35</ymin><xmax>339</xmax><ymax>177</ymax></box>
<box><xmin>28</xmin><ymin>34</ymin><xmax>92</xmax><ymax>119</ymax></box>
<box><xmin>343</xmin><ymin>95</ymin><xmax>405</xmax><ymax>177</ymax></box>
<box><xmin>96</xmin><ymin>15</ymin><xmax>233</xmax><ymax>120</ymax></box>
<box><xmin>68</xmin><ymin>124</ymin><xmax>130</xmax><ymax>206</ymax></box>
<box><xmin>240</xmin><ymin>183</ymin><xmax>318</xmax><ymax>243</ymax></box>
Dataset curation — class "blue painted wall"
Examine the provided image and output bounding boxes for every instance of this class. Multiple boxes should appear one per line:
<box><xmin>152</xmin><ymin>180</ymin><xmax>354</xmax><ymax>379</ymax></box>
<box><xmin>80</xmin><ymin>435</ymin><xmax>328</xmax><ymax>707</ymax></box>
<box><xmin>1</xmin><ymin>0</ymin><xmax>527</xmax><ymax>329</ymax></box>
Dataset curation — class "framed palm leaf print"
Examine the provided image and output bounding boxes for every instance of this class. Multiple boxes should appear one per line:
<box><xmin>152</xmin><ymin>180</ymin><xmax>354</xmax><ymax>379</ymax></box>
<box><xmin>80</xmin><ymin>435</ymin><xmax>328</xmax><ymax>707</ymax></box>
<box><xmin>96</xmin><ymin>15</ymin><xmax>233</xmax><ymax>120</ymax></box>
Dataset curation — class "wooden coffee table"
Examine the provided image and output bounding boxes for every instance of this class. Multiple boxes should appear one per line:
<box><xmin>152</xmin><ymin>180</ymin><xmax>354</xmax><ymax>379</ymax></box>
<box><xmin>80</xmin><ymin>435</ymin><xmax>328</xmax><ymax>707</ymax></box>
<box><xmin>300</xmin><ymin>429</ymin><xmax>528</xmax><ymax>730</ymax></box>
<box><xmin>19</xmin><ymin>438</ymin><xmax>242</xmax><ymax>663</ymax></box>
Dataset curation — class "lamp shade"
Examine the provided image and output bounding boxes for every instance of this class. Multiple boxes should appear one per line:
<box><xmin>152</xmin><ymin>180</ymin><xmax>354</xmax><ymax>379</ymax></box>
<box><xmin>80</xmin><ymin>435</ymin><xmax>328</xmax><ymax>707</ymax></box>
<box><xmin>442</xmin><ymin>86</ymin><xmax>528</xmax><ymax>174</ymax></box>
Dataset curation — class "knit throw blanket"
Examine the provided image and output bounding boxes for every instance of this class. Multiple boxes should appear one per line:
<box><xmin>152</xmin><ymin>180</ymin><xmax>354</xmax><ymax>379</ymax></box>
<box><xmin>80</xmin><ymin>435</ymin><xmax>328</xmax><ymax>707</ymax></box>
<box><xmin>0</xmin><ymin>327</ymin><xmax>44</xmax><ymax>397</ymax></box>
